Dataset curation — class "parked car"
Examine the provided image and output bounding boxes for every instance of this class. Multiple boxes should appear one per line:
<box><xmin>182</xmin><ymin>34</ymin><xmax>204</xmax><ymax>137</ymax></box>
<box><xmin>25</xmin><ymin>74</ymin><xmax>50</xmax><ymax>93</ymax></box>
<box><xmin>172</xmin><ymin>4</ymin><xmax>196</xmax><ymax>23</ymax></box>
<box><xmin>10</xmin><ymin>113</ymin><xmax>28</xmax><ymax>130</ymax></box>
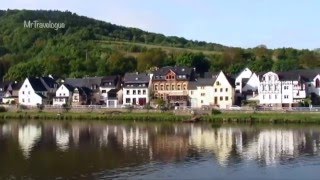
<box><xmin>229</xmin><ymin>105</ymin><xmax>241</xmax><ymax>110</ymax></box>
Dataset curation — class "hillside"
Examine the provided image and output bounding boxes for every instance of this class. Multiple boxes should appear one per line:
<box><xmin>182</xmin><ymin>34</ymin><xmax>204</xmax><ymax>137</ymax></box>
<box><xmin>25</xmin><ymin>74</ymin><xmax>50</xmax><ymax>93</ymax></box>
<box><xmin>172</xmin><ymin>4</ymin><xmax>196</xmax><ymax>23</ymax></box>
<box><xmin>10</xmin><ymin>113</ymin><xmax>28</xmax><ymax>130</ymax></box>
<box><xmin>0</xmin><ymin>9</ymin><xmax>320</xmax><ymax>81</ymax></box>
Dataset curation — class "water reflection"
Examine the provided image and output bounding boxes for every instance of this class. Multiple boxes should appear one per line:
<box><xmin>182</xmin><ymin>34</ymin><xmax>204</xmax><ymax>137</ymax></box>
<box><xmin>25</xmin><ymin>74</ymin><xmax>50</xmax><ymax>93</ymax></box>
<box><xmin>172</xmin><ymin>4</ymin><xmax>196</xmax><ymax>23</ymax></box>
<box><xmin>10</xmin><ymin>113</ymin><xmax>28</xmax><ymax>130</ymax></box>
<box><xmin>18</xmin><ymin>125</ymin><xmax>41</xmax><ymax>158</ymax></box>
<box><xmin>1</xmin><ymin>121</ymin><xmax>320</xmax><ymax>179</ymax></box>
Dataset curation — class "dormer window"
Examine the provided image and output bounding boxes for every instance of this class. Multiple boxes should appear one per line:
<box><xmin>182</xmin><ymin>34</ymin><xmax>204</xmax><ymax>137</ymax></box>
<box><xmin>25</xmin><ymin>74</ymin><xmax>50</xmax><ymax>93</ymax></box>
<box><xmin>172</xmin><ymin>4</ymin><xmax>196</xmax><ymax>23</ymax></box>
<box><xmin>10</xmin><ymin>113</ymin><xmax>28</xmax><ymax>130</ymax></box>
<box><xmin>316</xmin><ymin>79</ymin><xmax>320</xmax><ymax>88</ymax></box>
<box><xmin>216</xmin><ymin>81</ymin><xmax>220</xmax><ymax>86</ymax></box>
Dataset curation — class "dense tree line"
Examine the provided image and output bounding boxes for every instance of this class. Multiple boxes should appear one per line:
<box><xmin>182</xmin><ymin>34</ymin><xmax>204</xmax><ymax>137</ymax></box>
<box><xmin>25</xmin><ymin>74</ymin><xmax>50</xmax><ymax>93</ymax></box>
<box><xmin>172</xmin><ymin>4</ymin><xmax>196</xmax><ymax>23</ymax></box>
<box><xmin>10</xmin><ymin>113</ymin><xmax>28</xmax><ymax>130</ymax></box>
<box><xmin>0</xmin><ymin>10</ymin><xmax>320</xmax><ymax>81</ymax></box>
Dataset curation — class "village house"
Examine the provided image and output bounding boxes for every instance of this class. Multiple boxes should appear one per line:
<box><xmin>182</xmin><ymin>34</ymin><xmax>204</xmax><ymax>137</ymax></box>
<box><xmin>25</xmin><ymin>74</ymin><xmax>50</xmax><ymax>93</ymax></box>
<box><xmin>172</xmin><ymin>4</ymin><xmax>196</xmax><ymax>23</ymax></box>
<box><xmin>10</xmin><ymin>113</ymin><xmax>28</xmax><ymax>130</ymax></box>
<box><xmin>152</xmin><ymin>66</ymin><xmax>195</xmax><ymax>107</ymax></box>
<box><xmin>19</xmin><ymin>76</ymin><xmax>58</xmax><ymax>106</ymax></box>
<box><xmin>99</xmin><ymin>75</ymin><xmax>122</xmax><ymax>106</ymax></box>
<box><xmin>2</xmin><ymin>81</ymin><xmax>22</xmax><ymax>104</ymax></box>
<box><xmin>212</xmin><ymin>71</ymin><xmax>235</xmax><ymax>109</ymax></box>
<box><xmin>64</xmin><ymin>77</ymin><xmax>102</xmax><ymax>105</ymax></box>
<box><xmin>258</xmin><ymin>71</ymin><xmax>309</xmax><ymax>108</ymax></box>
<box><xmin>189</xmin><ymin>77</ymin><xmax>216</xmax><ymax>108</ymax></box>
<box><xmin>122</xmin><ymin>72</ymin><xmax>151</xmax><ymax>106</ymax></box>
<box><xmin>235</xmin><ymin>68</ymin><xmax>260</xmax><ymax>104</ymax></box>
<box><xmin>53</xmin><ymin>84</ymin><xmax>74</xmax><ymax>106</ymax></box>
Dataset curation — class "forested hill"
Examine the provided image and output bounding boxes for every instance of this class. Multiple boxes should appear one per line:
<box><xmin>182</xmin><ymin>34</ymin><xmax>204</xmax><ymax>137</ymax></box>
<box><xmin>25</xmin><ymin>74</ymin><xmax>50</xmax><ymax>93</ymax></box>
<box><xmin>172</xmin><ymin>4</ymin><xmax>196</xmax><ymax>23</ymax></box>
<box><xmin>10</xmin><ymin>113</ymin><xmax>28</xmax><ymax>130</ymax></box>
<box><xmin>0</xmin><ymin>9</ymin><xmax>320</xmax><ymax>81</ymax></box>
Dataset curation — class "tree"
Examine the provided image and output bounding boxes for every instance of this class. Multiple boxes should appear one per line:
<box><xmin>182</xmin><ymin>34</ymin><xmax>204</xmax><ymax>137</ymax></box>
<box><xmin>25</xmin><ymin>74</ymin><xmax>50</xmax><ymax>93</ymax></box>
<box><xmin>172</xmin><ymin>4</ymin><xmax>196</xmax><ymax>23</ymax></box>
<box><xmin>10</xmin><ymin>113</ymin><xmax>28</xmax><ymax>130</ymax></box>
<box><xmin>137</xmin><ymin>48</ymin><xmax>167</xmax><ymax>72</ymax></box>
<box><xmin>107</xmin><ymin>53</ymin><xmax>137</xmax><ymax>75</ymax></box>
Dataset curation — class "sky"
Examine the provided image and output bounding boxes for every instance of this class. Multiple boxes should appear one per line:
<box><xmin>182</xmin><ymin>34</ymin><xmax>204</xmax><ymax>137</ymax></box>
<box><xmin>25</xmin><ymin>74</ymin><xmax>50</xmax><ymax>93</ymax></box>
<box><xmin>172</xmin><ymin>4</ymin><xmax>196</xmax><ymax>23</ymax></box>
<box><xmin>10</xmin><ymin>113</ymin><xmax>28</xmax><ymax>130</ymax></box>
<box><xmin>1</xmin><ymin>0</ymin><xmax>320</xmax><ymax>49</ymax></box>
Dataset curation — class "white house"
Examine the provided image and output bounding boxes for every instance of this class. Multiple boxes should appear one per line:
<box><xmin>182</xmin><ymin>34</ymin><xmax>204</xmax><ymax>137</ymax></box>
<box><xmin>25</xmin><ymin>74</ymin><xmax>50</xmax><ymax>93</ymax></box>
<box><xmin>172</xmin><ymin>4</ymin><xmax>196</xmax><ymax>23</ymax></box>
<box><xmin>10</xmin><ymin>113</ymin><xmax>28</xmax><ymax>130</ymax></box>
<box><xmin>242</xmin><ymin>73</ymin><xmax>260</xmax><ymax>102</ymax></box>
<box><xmin>99</xmin><ymin>76</ymin><xmax>121</xmax><ymax>105</ymax></box>
<box><xmin>53</xmin><ymin>84</ymin><xmax>74</xmax><ymax>106</ymax></box>
<box><xmin>122</xmin><ymin>72</ymin><xmax>151</xmax><ymax>106</ymax></box>
<box><xmin>189</xmin><ymin>78</ymin><xmax>216</xmax><ymax>108</ymax></box>
<box><xmin>19</xmin><ymin>78</ymin><xmax>49</xmax><ymax>106</ymax></box>
<box><xmin>258</xmin><ymin>71</ymin><xmax>307</xmax><ymax>107</ymax></box>
<box><xmin>235</xmin><ymin>68</ymin><xmax>253</xmax><ymax>94</ymax></box>
<box><xmin>105</xmin><ymin>89</ymin><xmax>123</xmax><ymax>108</ymax></box>
<box><xmin>212</xmin><ymin>71</ymin><xmax>235</xmax><ymax>109</ymax></box>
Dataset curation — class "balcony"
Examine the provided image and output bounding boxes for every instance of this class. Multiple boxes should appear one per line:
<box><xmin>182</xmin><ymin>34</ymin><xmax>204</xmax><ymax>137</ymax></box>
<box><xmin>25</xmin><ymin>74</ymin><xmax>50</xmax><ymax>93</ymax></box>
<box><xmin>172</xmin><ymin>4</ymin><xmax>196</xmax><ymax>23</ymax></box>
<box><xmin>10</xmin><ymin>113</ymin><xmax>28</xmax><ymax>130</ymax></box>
<box><xmin>166</xmin><ymin>90</ymin><xmax>188</xmax><ymax>96</ymax></box>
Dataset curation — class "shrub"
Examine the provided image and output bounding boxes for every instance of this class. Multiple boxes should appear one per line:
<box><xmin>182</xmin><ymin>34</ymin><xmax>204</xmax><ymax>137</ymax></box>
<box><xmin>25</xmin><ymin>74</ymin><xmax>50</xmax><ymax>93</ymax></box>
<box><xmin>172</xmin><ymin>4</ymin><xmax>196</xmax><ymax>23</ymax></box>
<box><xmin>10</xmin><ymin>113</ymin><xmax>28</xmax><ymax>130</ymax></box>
<box><xmin>211</xmin><ymin>109</ymin><xmax>222</xmax><ymax>115</ymax></box>
<box><xmin>0</xmin><ymin>106</ymin><xmax>7</xmax><ymax>112</ymax></box>
<box><xmin>62</xmin><ymin>103</ymin><xmax>71</xmax><ymax>112</ymax></box>
<box><xmin>36</xmin><ymin>103</ymin><xmax>44</xmax><ymax>112</ymax></box>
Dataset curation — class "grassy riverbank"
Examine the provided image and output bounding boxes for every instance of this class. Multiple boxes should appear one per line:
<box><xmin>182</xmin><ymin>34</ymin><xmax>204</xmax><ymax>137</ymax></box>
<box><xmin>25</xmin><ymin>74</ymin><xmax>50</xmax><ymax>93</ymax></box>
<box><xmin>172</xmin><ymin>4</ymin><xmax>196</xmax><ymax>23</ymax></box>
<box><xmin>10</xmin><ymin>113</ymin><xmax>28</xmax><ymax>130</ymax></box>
<box><xmin>0</xmin><ymin>111</ymin><xmax>191</xmax><ymax>121</ymax></box>
<box><xmin>1</xmin><ymin>111</ymin><xmax>320</xmax><ymax>123</ymax></box>
<box><xmin>203</xmin><ymin>112</ymin><xmax>320</xmax><ymax>123</ymax></box>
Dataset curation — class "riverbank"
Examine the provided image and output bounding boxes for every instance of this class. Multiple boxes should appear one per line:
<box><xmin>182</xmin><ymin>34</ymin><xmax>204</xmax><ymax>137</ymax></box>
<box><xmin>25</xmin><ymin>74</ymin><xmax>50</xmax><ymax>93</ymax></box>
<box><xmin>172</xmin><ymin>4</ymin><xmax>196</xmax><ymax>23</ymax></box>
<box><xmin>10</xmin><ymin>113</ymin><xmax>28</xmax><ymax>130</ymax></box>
<box><xmin>1</xmin><ymin>111</ymin><xmax>320</xmax><ymax>123</ymax></box>
<box><xmin>0</xmin><ymin>111</ymin><xmax>190</xmax><ymax>121</ymax></box>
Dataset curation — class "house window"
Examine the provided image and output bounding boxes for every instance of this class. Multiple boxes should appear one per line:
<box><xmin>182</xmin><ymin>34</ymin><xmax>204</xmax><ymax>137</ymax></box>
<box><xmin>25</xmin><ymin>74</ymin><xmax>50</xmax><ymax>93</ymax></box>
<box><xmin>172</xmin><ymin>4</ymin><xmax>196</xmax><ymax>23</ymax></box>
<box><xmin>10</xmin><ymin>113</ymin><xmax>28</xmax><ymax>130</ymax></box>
<box><xmin>225</xmin><ymin>88</ymin><xmax>228</xmax><ymax>92</ymax></box>
<box><xmin>284</xmin><ymin>95</ymin><xmax>289</xmax><ymax>99</ymax></box>
<box><xmin>269</xmin><ymin>95</ymin><xmax>271</xmax><ymax>99</ymax></box>
<box><xmin>183</xmin><ymin>84</ymin><xmax>187</xmax><ymax>90</ymax></box>
<box><xmin>22</xmin><ymin>98</ymin><xmax>24</xmax><ymax>102</ymax></box>
<box><xmin>284</xmin><ymin>86</ymin><xmax>288</xmax><ymax>90</ymax></box>
<box><xmin>269</xmin><ymin>85</ymin><xmax>272</xmax><ymax>91</ymax></box>
<box><xmin>191</xmin><ymin>91</ymin><xmax>193</xmax><ymax>95</ymax></box>
<box><xmin>216</xmin><ymin>81</ymin><xmax>220</xmax><ymax>86</ymax></box>
<box><xmin>102</xmin><ymin>90</ymin><xmax>106</xmax><ymax>93</ymax></box>
<box><xmin>143</xmin><ymin>90</ymin><xmax>146</xmax><ymax>95</ymax></box>
<box><xmin>171</xmin><ymin>85</ymin><xmax>175</xmax><ymax>90</ymax></box>
<box><xmin>214</xmin><ymin>88</ymin><xmax>217</xmax><ymax>92</ymax></box>
<box><xmin>235</xmin><ymin>90</ymin><xmax>240</xmax><ymax>93</ymax></box>
<box><xmin>25</xmin><ymin>85</ymin><xmax>27</xmax><ymax>88</ymax></box>
<box><xmin>59</xmin><ymin>93</ymin><xmax>62</xmax><ymax>96</ymax></box>
<box><xmin>126</xmin><ymin>98</ymin><xmax>130</xmax><ymax>103</ymax></box>
<box><xmin>28</xmin><ymin>91</ymin><xmax>30</xmax><ymax>95</ymax></box>
<box><xmin>28</xmin><ymin>98</ymin><xmax>30</xmax><ymax>103</ymax></box>
<box><xmin>177</xmin><ymin>85</ymin><xmax>181</xmax><ymax>90</ymax></box>
<box><xmin>263</xmin><ymin>95</ymin><xmax>265</xmax><ymax>99</ymax></box>
<box><xmin>316</xmin><ymin>79</ymin><xmax>320</xmax><ymax>88</ymax></box>
<box><xmin>220</xmin><ymin>96</ymin><xmax>223</xmax><ymax>101</ymax></box>
<box><xmin>201</xmin><ymin>93</ymin><xmax>205</xmax><ymax>96</ymax></box>
<box><xmin>126</xmin><ymin>90</ymin><xmax>130</xmax><ymax>95</ymax></box>
<box><xmin>63</xmin><ymin>93</ymin><xmax>65</xmax><ymax>96</ymax></box>
<box><xmin>22</xmin><ymin>91</ymin><xmax>24</xmax><ymax>94</ymax></box>
<box><xmin>220</xmin><ymin>88</ymin><xmax>223</xmax><ymax>92</ymax></box>
<box><xmin>225</xmin><ymin>96</ymin><xmax>229</xmax><ymax>101</ymax></box>
<box><xmin>138</xmin><ymin>90</ymin><xmax>141</xmax><ymax>95</ymax></box>
<box><xmin>160</xmin><ymin>85</ymin><xmax>164</xmax><ymax>90</ymax></box>
<box><xmin>166</xmin><ymin>85</ymin><xmax>170</xmax><ymax>90</ymax></box>
<box><xmin>133</xmin><ymin>90</ymin><xmax>136</xmax><ymax>95</ymax></box>
<box><xmin>154</xmin><ymin>85</ymin><xmax>158</xmax><ymax>90</ymax></box>
<box><xmin>275</xmin><ymin>95</ymin><xmax>277</xmax><ymax>99</ymax></box>
<box><xmin>236</xmin><ymin>82</ymin><xmax>240</xmax><ymax>86</ymax></box>
<box><xmin>201</xmin><ymin>100</ymin><xmax>203</xmax><ymax>103</ymax></box>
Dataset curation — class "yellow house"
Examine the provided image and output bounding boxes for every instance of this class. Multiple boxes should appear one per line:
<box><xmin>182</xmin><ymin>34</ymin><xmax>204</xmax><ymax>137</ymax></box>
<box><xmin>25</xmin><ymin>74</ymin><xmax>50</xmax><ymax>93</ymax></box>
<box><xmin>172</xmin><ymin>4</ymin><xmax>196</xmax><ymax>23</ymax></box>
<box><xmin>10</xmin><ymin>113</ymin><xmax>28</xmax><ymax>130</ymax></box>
<box><xmin>213</xmin><ymin>71</ymin><xmax>235</xmax><ymax>109</ymax></box>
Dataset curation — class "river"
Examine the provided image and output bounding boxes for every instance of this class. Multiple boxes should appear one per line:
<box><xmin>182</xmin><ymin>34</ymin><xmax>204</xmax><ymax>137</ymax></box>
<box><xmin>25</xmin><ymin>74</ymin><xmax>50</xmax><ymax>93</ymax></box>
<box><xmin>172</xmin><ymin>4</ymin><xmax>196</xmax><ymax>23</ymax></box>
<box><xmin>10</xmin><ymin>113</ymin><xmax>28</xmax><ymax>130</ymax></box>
<box><xmin>0</xmin><ymin>120</ymin><xmax>319</xmax><ymax>179</ymax></box>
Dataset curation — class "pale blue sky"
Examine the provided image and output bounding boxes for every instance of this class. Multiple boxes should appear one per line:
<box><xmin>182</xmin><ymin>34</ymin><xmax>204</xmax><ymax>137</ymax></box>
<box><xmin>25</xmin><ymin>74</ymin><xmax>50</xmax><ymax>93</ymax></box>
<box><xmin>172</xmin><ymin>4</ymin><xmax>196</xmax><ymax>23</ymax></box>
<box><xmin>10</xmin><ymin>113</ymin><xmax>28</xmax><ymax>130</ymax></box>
<box><xmin>1</xmin><ymin>0</ymin><xmax>320</xmax><ymax>49</ymax></box>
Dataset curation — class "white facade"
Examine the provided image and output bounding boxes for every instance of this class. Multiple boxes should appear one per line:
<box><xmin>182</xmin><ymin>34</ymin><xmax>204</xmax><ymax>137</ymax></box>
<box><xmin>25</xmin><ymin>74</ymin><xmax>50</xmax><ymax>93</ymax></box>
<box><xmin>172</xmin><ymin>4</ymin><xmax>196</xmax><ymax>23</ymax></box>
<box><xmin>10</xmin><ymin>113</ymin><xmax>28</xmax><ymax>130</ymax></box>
<box><xmin>213</xmin><ymin>71</ymin><xmax>235</xmax><ymax>109</ymax></box>
<box><xmin>259</xmin><ymin>72</ymin><xmax>306</xmax><ymax>106</ymax></box>
<box><xmin>307</xmin><ymin>74</ymin><xmax>320</xmax><ymax>96</ymax></box>
<box><xmin>122</xmin><ymin>88</ymin><xmax>150</xmax><ymax>105</ymax></box>
<box><xmin>235</xmin><ymin>68</ymin><xmax>253</xmax><ymax>94</ymax></box>
<box><xmin>53</xmin><ymin>84</ymin><xmax>72</xmax><ymax>106</ymax></box>
<box><xmin>242</xmin><ymin>73</ymin><xmax>260</xmax><ymax>101</ymax></box>
<box><xmin>19</xmin><ymin>78</ymin><xmax>45</xmax><ymax>106</ymax></box>
<box><xmin>189</xmin><ymin>82</ymin><xmax>215</xmax><ymax>108</ymax></box>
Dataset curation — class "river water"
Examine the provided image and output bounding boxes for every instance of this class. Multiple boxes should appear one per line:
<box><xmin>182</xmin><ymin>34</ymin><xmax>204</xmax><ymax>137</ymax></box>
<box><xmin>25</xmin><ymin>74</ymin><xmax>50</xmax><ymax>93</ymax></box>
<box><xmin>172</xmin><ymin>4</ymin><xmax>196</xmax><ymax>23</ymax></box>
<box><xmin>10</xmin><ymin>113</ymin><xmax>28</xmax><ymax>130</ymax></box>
<box><xmin>0</xmin><ymin>120</ymin><xmax>319</xmax><ymax>179</ymax></box>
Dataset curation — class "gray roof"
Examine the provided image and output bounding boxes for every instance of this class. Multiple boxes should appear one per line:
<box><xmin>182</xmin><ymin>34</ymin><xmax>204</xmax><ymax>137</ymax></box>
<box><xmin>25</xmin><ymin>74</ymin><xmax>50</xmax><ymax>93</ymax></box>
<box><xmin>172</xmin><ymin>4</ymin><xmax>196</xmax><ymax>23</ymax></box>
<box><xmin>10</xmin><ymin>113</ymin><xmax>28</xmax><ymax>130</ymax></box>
<box><xmin>65</xmin><ymin>77</ymin><xmax>103</xmax><ymax>89</ymax></box>
<box><xmin>153</xmin><ymin>66</ymin><xmax>195</xmax><ymax>81</ymax></box>
<box><xmin>29</xmin><ymin>78</ymin><xmax>47</xmax><ymax>92</ymax></box>
<box><xmin>124</xmin><ymin>73</ymin><xmax>150</xmax><ymax>84</ymax></box>
<box><xmin>101</xmin><ymin>75</ymin><xmax>120</xmax><ymax>87</ymax></box>
<box><xmin>189</xmin><ymin>78</ymin><xmax>217</xmax><ymax>90</ymax></box>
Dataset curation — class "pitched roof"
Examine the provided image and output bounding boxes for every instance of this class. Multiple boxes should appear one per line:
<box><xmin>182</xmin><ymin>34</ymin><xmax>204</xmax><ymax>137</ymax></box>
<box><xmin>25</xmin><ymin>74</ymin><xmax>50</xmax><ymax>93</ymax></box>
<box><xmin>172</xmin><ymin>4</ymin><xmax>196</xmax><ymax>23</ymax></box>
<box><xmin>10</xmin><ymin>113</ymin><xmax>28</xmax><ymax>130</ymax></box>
<box><xmin>226</xmin><ymin>76</ymin><xmax>236</xmax><ymax>88</ymax></box>
<box><xmin>153</xmin><ymin>66</ymin><xmax>194</xmax><ymax>80</ymax></box>
<box><xmin>63</xmin><ymin>84</ymin><xmax>75</xmax><ymax>91</ymax></box>
<box><xmin>65</xmin><ymin>77</ymin><xmax>103</xmax><ymax>88</ymax></box>
<box><xmin>101</xmin><ymin>75</ymin><xmax>120</xmax><ymax>87</ymax></box>
<box><xmin>124</xmin><ymin>73</ymin><xmax>150</xmax><ymax>84</ymax></box>
<box><xmin>40</xmin><ymin>77</ymin><xmax>58</xmax><ymax>89</ymax></box>
<box><xmin>28</xmin><ymin>78</ymin><xmax>47</xmax><ymax>91</ymax></box>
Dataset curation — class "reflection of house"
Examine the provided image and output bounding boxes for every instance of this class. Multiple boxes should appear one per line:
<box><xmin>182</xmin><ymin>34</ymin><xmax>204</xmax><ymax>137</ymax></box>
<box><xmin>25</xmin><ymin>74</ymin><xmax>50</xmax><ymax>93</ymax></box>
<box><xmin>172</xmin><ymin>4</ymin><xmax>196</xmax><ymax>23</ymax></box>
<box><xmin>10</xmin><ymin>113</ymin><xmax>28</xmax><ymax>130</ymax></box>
<box><xmin>19</xmin><ymin>77</ymin><xmax>58</xmax><ymax>106</ymax></box>
<box><xmin>189</xmin><ymin>127</ymin><xmax>242</xmax><ymax>166</ymax></box>
<box><xmin>122</xmin><ymin>72</ymin><xmax>151</xmax><ymax>106</ymax></box>
<box><xmin>2</xmin><ymin>81</ymin><xmax>21</xmax><ymax>104</ymax></box>
<box><xmin>55</xmin><ymin>127</ymin><xmax>70</xmax><ymax>151</ymax></box>
<box><xmin>18</xmin><ymin>125</ymin><xmax>42</xmax><ymax>158</ymax></box>
<box><xmin>152</xmin><ymin>66</ymin><xmax>195</xmax><ymax>106</ymax></box>
<box><xmin>212</xmin><ymin>71</ymin><xmax>235</xmax><ymax>109</ymax></box>
<box><xmin>189</xmin><ymin>77</ymin><xmax>216</xmax><ymax>108</ymax></box>
<box><xmin>245</xmin><ymin>130</ymin><xmax>306</xmax><ymax>165</ymax></box>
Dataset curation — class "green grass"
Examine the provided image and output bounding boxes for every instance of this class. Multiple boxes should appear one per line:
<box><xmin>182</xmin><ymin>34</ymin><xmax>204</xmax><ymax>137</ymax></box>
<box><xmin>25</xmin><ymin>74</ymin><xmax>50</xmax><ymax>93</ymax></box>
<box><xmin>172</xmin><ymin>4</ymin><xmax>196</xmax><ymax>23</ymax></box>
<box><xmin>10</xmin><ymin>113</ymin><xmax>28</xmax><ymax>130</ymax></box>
<box><xmin>96</xmin><ymin>40</ymin><xmax>222</xmax><ymax>56</ymax></box>
<box><xmin>203</xmin><ymin>112</ymin><xmax>320</xmax><ymax>123</ymax></box>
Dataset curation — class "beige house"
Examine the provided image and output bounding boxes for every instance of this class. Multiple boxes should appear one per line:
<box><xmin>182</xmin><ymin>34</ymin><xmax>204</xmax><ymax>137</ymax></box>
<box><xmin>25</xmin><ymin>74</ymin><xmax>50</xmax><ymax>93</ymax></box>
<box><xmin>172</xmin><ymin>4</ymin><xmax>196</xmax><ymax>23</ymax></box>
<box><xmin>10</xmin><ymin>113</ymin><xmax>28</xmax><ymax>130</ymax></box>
<box><xmin>152</xmin><ymin>66</ymin><xmax>196</xmax><ymax>106</ymax></box>
<box><xmin>212</xmin><ymin>71</ymin><xmax>235</xmax><ymax>109</ymax></box>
